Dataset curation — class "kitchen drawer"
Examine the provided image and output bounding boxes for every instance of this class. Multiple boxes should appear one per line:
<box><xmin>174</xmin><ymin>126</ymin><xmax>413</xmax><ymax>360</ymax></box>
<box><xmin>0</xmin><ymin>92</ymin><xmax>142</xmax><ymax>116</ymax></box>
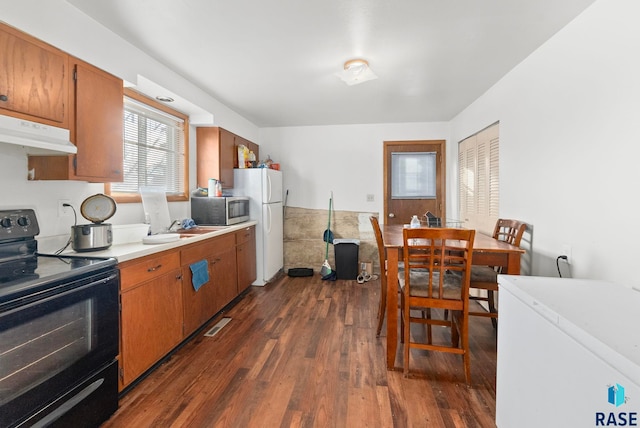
<box><xmin>235</xmin><ymin>225</ymin><xmax>254</xmax><ymax>245</ymax></box>
<box><xmin>181</xmin><ymin>233</ymin><xmax>235</xmax><ymax>266</ymax></box>
<box><xmin>119</xmin><ymin>251</ymin><xmax>180</xmax><ymax>292</ymax></box>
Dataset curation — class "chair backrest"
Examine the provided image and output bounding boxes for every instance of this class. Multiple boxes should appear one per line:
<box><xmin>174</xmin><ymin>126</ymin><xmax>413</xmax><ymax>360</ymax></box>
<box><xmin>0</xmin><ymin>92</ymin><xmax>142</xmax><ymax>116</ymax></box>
<box><xmin>402</xmin><ymin>227</ymin><xmax>475</xmax><ymax>302</ymax></box>
<box><xmin>492</xmin><ymin>219</ymin><xmax>527</xmax><ymax>247</ymax></box>
<box><xmin>370</xmin><ymin>216</ymin><xmax>386</xmax><ymax>274</ymax></box>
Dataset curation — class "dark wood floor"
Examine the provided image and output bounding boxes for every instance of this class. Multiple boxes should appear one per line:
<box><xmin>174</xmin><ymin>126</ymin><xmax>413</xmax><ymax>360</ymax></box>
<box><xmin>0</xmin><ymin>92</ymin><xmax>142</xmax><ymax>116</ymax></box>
<box><xmin>102</xmin><ymin>274</ymin><xmax>498</xmax><ymax>428</ymax></box>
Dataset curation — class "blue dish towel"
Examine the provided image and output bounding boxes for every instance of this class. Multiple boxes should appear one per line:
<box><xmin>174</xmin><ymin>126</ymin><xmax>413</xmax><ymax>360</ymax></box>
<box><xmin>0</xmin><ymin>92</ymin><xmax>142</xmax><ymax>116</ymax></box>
<box><xmin>189</xmin><ymin>260</ymin><xmax>209</xmax><ymax>291</ymax></box>
<box><xmin>182</xmin><ymin>218</ymin><xmax>197</xmax><ymax>230</ymax></box>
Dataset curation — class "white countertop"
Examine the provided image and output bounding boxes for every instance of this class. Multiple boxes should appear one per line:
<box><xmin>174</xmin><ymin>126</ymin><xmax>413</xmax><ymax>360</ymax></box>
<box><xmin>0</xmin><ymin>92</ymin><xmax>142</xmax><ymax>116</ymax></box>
<box><xmin>59</xmin><ymin>221</ymin><xmax>257</xmax><ymax>263</ymax></box>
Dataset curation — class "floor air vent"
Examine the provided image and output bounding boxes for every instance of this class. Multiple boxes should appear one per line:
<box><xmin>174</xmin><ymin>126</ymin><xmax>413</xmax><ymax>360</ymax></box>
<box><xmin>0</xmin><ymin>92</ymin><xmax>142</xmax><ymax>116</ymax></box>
<box><xmin>204</xmin><ymin>317</ymin><xmax>232</xmax><ymax>337</ymax></box>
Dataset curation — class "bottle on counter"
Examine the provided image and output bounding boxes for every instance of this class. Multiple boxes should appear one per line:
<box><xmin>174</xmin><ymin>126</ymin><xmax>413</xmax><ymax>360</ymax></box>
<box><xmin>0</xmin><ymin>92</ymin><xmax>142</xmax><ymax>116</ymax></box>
<box><xmin>207</xmin><ymin>178</ymin><xmax>219</xmax><ymax>198</ymax></box>
<box><xmin>237</xmin><ymin>145</ymin><xmax>247</xmax><ymax>168</ymax></box>
<box><xmin>410</xmin><ymin>215</ymin><xmax>421</xmax><ymax>228</ymax></box>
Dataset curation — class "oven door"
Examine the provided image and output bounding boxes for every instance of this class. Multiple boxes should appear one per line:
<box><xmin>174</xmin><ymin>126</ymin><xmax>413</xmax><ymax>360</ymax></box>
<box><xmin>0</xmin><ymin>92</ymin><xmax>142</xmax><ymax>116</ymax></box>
<box><xmin>0</xmin><ymin>269</ymin><xmax>119</xmax><ymax>428</ymax></box>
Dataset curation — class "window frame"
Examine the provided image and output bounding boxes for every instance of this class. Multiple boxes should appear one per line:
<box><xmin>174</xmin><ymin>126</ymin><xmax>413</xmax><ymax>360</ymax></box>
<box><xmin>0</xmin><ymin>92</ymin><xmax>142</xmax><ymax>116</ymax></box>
<box><xmin>390</xmin><ymin>151</ymin><xmax>438</xmax><ymax>199</ymax></box>
<box><xmin>106</xmin><ymin>88</ymin><xmax>189</xmax><ymax>204</ymax></box>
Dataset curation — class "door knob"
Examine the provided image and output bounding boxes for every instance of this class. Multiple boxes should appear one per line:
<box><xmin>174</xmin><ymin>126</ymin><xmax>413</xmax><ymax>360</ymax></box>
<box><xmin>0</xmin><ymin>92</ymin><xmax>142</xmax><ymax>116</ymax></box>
<box><xmin>388</xmin><ymin>213</ymin><xmax>395</xmax><ymax>218</ymax></box>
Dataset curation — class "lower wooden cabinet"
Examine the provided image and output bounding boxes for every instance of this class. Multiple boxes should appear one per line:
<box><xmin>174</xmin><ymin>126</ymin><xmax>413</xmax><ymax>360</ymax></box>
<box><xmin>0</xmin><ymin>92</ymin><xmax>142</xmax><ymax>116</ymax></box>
<box><xmin>118</xmin><ymin>227</ymin><xmax>257</xmax><ymax>391</ymax></box>
<box><xmin>181</xmin><ymin>233</ymin><xmax>236</xmax><ymax>336</ymax></box>
<box><xmin>212</xmin><ymin>246</ymin><xmax>238</xmax><ymax>314</ymax></box>
<box><xmin>236</xmin><ymin>226</ymin><xmax>256</xmax><ymax>292</ymax></box>
<box><xmin>119</xmin><ymin>252</ymin><xmax>182</xmax><ymax>390</ymax></box>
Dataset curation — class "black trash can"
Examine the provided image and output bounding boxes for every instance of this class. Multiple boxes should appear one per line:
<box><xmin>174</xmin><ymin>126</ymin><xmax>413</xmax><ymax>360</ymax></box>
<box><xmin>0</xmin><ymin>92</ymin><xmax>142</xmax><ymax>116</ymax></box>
<box><xmin>333</xmin><ymin>239</ymin><xmax>360</xmax><ymax>280</ymax></box>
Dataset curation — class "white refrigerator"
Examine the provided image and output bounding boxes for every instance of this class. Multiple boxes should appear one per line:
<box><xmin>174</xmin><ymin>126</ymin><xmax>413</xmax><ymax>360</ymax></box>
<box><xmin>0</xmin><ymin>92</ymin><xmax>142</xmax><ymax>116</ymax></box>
<box><xmin>233</xmin><ymin>168</ymin><xmax>283</xmax><ymax>286</ymax></box>
<box><xmin>496</xmin><ymin>275</ymin><xmax>640</xmax><ymax>427</ymax></box>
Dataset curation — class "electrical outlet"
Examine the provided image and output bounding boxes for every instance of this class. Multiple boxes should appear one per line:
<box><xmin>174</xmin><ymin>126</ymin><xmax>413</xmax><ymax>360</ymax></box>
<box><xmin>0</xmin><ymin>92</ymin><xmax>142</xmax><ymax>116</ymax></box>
<box><xmin>58</xmin><ymin>199</ymin><xmax>72</xmax><ymax>217</ymax></box>
<box><xmin>366</xmin><ymin>194</ymin><xmax>374</xmax><ymax>202</ymax></box>
<box><xmin>561</xmin><ymin>244</ymin><xmax>572</xmax><ymax>264</ymax></box>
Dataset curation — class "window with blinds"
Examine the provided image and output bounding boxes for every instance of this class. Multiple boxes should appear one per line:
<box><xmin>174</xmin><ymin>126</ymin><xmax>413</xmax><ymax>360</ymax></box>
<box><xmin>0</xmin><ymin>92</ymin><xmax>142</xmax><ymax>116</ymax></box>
<box><xmin>391</xmin><ymin>152</ymin><xmax>437</xmax><ymax>199</ymax></box>
<box><xmin>109</xmin><ymin>92</ymin><xmax>188</xmax><ymax>201</ymax></box>
<box><xmin>458</xmin><ymin>122</ymin><xmax>499</xmax><ymax>234</ymax></box>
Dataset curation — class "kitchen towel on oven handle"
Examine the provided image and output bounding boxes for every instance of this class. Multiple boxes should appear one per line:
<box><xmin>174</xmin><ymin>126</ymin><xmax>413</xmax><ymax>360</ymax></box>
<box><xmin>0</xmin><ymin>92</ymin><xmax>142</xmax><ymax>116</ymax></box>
<box><xmin>189</xmin><ymin>259</ymin><xmax>209</xmax><ymax>291</ymax></box>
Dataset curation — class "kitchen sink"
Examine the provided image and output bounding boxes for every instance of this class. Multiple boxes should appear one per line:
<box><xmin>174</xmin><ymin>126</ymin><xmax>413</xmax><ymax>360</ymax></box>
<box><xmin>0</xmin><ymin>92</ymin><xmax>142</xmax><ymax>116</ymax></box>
<box><xmin>174</xmin><ymin>225</ymin><xmax>228</xmax><ymax>238</ymax></box>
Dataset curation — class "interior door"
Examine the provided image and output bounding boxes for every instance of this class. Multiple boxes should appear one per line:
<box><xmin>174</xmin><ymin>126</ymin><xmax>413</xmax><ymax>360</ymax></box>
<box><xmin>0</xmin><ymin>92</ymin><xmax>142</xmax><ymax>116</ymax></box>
<box><xmin>384</xmin><ymin>140</ymin><xmax>446</xmax><ymax>226</ymax></box>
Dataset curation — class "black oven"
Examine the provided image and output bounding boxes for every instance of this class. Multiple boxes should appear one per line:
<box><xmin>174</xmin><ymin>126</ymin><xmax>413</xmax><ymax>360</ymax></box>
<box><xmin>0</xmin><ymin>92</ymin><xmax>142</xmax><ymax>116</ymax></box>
<box><xmin>0</xmin><ymin>209</ymin><xmax>119</xmax><ymax>428</ymax></box>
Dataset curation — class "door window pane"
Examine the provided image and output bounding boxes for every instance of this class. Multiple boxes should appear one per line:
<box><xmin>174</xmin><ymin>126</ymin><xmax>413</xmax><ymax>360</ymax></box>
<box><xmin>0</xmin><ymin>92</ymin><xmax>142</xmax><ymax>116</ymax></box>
<box><xmin>391</xmin><ymin>152</ymin><xmax>436</xmax><ymax>199</ymax></box>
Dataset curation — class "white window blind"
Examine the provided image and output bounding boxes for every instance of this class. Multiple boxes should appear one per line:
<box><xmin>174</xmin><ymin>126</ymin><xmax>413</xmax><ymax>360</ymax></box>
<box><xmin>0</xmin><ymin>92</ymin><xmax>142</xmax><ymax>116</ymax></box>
<box><xmin>458</xmin><ymin>123</ymin><xmax>500</xmax><ymax>234</ymax></box>
<box><xmin>111</xmin><ymin>97</ymin><xmax>186</xmax><ymax>195</ymax></box>
<box><xmin>391</xmin><ymin>152</ymin><xmax>437</xmax><ymax>199</ymax></box>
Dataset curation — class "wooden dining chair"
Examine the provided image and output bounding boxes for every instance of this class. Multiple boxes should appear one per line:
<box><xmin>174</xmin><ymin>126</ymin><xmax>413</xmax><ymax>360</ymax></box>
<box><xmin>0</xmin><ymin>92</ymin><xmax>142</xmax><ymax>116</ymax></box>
<box><xmin>469</xmin><ymin>219</ymin><xmax>527</xmax><ymax>328</ymax></box>
<box><xmin>399</xmin><ymin>227</ymin><xmax>475</xmax><ymax>382</ymax></box>
<box><xmin>370</xmin><ymin>215</ymin><xmax>393</xmax><ymax>337</ymax></box>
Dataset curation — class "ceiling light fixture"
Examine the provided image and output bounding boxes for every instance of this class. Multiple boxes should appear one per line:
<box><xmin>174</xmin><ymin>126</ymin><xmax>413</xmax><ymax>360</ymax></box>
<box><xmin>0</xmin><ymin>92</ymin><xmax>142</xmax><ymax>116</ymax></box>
<box><xmin>156</xmin><ymin>95</ymin><xmax>174</xmax><ymax>103</ymax></box>
<box><xmin>336</xmin><ymin>58</ymin><xmax>378</xmax><ymax>86</ymax></box>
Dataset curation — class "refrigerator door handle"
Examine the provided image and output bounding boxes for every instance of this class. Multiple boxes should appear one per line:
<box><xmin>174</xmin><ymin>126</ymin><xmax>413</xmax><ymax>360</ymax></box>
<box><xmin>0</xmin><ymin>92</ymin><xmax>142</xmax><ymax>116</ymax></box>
<box><xmin>266</xmin><ymin>173</ymin><xmax>272</xmax><ymax>203</ymax></box>
<box><xmin>265</xmin><ymin>204</ymin><xmax>272</xmax><ymax>234</ymax></box>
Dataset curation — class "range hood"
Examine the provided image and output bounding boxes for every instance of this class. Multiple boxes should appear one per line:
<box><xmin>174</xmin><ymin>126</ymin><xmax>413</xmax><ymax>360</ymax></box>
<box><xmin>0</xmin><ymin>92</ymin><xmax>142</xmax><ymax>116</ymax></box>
<box><xmin>0</xmin><ymin>114</ymin><xmax>77</xmax><ymax>155</ymax></box>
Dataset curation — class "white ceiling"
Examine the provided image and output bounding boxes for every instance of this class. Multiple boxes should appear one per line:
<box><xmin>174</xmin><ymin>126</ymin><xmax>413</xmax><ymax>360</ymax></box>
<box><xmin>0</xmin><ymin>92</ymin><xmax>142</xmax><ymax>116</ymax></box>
<box><xmin>68</xmin><ymin>0</ymin><xmax>596</xmax><ymax>127</ymax></box>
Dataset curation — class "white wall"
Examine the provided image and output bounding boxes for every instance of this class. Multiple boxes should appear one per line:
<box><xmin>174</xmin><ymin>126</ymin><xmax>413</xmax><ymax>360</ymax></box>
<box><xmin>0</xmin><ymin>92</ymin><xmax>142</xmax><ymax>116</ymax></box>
<box><xmin>2</xmin><ymin>0</ymin><xmax>638</xmax><ymax>286</ymax></box>
<box><xmin>0</xmin><ymin>0</ymin><xmax>258</xmax><ymax>239</ymax></box>
<box><xmin>259</xmin><ymin>122</ymin><xmax>450</xmax><ymax>216</ymax></box>
<box><xmin>450</xmin><ymin>0</ymin><xmax>640</xmax><ymax>284</ymax></box>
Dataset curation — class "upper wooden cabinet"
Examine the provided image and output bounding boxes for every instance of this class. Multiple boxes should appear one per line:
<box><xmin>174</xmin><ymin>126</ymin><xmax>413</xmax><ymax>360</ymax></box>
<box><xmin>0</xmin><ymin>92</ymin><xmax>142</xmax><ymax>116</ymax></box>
<box><xmin>196</xmin><ymin>127</ymin><xmax>235</xmax><ymax>189</ymax></box>
<box><xmin>27</xmin><ymin>58</ymin><xmax>124</xmax><ymax>182</ymax></box>
<box><xmin>19</xmin><ymin>49</ymin><xmax>124</xmax><ymax>183</ymax></box>
<box><xmin>69</xmin><ymin>58</ymin><xmax>124</xmax><ymax>182</ymax></box>
<box><xmin>235</xmin><ymin>135</ymin><xmax>259</xmax><ymax>167</ymax></box>
<box><xmin>0</xmin><ymin>23</ymin><xmax>69</xmax><ymax>127</ymax></box>
<box><xmin>196</xmin><ymin>127</ymin><xmax>259</xmax><ymax>189</ymax></box>
<box><xmin>0</xmin><ymin>23</ymin><xmax>124</xmax><ymax>182</ymax></box>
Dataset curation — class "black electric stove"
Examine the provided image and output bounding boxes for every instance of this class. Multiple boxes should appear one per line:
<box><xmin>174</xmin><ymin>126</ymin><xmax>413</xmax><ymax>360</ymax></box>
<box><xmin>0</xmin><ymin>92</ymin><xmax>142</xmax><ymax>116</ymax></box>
<box><xmin>0</xmin><ymin>209</ymin><xmax>119</xmax><ymax>428</ymax></box>
<box><xmin>0</xmin><ymin>209</ymin><xmax>117</xmax><ymax>303</ymax></box>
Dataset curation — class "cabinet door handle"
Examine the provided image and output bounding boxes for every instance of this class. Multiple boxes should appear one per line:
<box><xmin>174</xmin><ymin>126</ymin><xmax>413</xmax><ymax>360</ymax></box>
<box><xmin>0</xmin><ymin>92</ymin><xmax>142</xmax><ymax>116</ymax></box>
<box><xmin>0</xmin><ymin>95</ymin><xmax>7</xmax><ymax>102</ymax></box>
<box><xmin>148</xmin><ymin>264</ymin><xmax>162</xmax><ymax>272</ymax></box>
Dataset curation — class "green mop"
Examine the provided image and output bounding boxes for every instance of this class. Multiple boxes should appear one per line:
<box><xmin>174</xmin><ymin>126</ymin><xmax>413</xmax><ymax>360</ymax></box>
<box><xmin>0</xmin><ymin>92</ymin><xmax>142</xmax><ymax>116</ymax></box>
<box><xmin>320</xmin><ymin>192</ymin><xmax>333</xmax><ymax>277</ymax></box>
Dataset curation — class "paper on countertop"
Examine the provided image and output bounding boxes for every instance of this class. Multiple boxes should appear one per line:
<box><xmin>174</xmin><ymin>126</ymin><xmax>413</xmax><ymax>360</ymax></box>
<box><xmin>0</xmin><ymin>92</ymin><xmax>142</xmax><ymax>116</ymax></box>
<box><xmin>140</xmin><ymin>186</ymin><xmax>171</xmax><ymax>235</ymax></box>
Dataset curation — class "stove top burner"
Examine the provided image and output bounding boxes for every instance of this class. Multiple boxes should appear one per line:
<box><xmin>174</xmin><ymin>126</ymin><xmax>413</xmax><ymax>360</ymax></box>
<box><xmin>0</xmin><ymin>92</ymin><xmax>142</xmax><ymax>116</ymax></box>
<box><xmin>0</xmin><ymin>257</ymin><xmax>38</xmax><ymax>283</ymax></box>
<box><xmin>0</xmin><ymin>253</ymin><xmax>117</xmax><ymax>305</ymax></box>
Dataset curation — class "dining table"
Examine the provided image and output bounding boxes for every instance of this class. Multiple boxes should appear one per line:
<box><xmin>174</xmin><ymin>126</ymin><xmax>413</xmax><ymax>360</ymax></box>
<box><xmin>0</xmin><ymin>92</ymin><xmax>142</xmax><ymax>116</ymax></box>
<box><xmin>381</xmin><ymin>224</ymin><xmax>525</xmax><ymax>370</ymax></box>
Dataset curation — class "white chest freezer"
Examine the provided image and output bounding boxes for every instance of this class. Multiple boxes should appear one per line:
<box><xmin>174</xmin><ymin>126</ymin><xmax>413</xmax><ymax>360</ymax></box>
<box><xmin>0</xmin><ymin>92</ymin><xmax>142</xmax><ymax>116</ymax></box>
<box><xmin>496</xmin><ymin>276</ymin><xmax>640</xmax><ymax>428</ymax></box>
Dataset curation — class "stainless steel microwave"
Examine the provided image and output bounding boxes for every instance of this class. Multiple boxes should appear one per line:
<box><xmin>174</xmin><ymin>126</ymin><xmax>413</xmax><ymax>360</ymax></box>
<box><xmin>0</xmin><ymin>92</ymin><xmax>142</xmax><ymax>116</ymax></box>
<box><xmin>191</xmin><ymin>196</ymin><xmax>250</xmax><ymax>226</ymax></box>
